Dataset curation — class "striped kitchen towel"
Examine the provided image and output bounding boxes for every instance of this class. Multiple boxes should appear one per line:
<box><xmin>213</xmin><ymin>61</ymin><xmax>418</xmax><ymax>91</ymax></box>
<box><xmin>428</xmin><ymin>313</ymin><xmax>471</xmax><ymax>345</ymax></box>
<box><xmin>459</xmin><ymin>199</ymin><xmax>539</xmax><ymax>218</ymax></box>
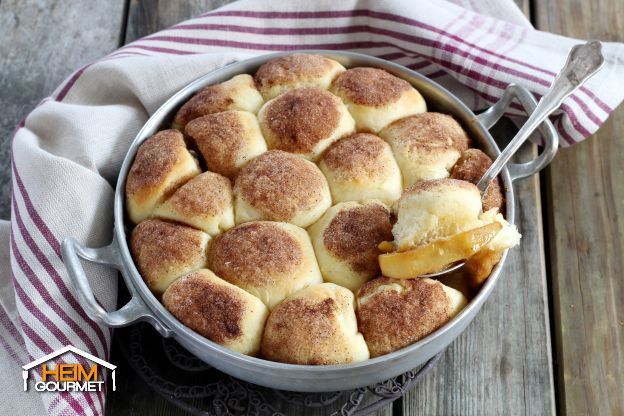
<box><xmin>1</xmin><ymin>0</ymin><xmax>623</xmax><ymax>415</ymax></box>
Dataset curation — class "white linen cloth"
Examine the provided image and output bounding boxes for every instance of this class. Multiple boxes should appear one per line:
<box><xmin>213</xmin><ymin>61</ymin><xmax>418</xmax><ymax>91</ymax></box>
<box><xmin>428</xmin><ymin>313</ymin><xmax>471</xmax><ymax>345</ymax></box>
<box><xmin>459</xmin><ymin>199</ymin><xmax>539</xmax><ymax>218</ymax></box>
<box><xmin>1</xmin><ymin>0</ymin><xmax>623</xmax><ymax>414</ymax></box>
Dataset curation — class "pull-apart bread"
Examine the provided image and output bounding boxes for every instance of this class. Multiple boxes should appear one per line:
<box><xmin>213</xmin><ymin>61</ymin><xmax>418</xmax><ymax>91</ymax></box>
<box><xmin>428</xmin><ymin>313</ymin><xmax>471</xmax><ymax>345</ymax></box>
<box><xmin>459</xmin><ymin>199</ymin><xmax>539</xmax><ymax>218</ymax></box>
<box><xmin>172</xmin><ymin>74</ymin><xmax>264</xmax><ymax>130</ymax></box>
<box><xmin>318</xmin><ymin>133</ymin><xmax>402</xmax><ymax>206</ymax></box>
<box><xmin>208</xmin><ymin>221</ymin><xmax>322</xmax><ymax>309</ymax></box>
<box><xmin>254</xmin><ymin>53</ymin><xmax>345</xmax><ymax>100</ymax></box>
<box><xmin>163</xmin><ymin>269</ymin><xmax>268</xmax><ymax>356</ymax></box>
<box><xmin>125</xmin><ymin>53</ymin><xmax>522</xmax><ymax>363</ymax></box>
<box><xmin>126</xmin><ymin>129</ymin><xmax>200</xmax><ymax>224</ymax></box>
<box><xmin>153</xmin><ymin>171</ymin><xmax>234</xmax><ymax>236</ymax></box>
<box><xmin>308</xmin><ymin>201</ymin><xmax>392</xmax><ymax>292</ymax></box>
<box><xmin>233</xmin><ymin>150</ymin><xmax>331</xmax><ymax>228</ymax></box>
<box><xmin>330</xmin><ymin>67</ymin><xmax>426</xmax><ymax>133</ymax></box>
<box><xmin>356</xmin><ymin>277</ymin><xmax>466</xmax><ymax>357</ymax></box>
<box><xmin>379</xmin><ymin>112</ymin><xmax>471</xmax><ymax>187</ymax></box>
<box><xmin>130</xmin><ymin>219</ymin><xmax>209</xmax><ymax>296</ymax></box>
<box><xmin>185</xmin><ymin>110</ymin><xmax>267</xmax><ymax>178</ymax></box>
<box><xmin>258</xmin><ymin>87</ymin><xmax>355</xmax><ymax>161</ymax></box>
<box><xmin>261</xmin><ymin>283</ymin><xmax>369</xmax><ymax>364</ymax></box>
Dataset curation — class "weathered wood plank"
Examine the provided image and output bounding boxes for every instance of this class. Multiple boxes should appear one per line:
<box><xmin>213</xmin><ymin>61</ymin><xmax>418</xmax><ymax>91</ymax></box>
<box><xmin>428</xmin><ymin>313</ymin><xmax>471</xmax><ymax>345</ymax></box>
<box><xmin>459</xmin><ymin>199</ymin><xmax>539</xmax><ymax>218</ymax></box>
<box><xmin>402</xmin><ymin>122</ymin><xmax>556</xmax><ymax>416</ymax></box>
<box><xmin>124</xmin><ymin>0</ymin><xmax>232</xmax><ymax>43</ymax></box>
<box><xmin>534</xmin><ymin>1</ymin><xmax>624</xmax><ymax>414</ymax></box>
<box><xmin>0</xmin><ymin>0</ymin><xmax>127</xmax><ymax>219</ymax></box>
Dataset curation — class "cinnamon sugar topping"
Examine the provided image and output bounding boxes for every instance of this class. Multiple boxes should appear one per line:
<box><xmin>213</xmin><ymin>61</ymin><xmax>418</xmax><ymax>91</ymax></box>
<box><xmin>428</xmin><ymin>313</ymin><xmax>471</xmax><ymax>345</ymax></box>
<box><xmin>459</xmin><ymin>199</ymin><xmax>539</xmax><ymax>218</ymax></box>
<box><xmin>234</xmin><ymin>150</ymin><xmax>328</xmax><ymax>220</ymax></box>
<box><xmin>166</xmin><ymin>172</ymin><xmax>232</xmax><ymax>217</ymax></box>
<box><xmin>264</xmin><ymin>87</ymin><xmax>341</xmax><ymax>154</ymax></box>
<box><xmin>385</xmin><ymin>112</ymin><xmax>471</xmax><ymax>152</ymax></box>
<box><xmin>126</xmin><ymin>130</ymin><xmax>187</xmax><ymax>195</ymax></box>
<box><xmin>323</xmin><ymin>133</ymin><xmax>390</xmax><ymax>180</ymax></box>
<box><xmin>323</xmin><ymin>204</ymin><xmax>392</xmax><ymax>274</ymax></box>
<box><xmin>255</xmin><ymin>54</ymin><xmax>333</xmax><ymax>89</ymax></box>
<box><xmin>163</xmin><ymin>272</ymin><xmax>244</xmax><ymax>343</ymax></box>
<box><xmin>173</xmin><ymin>83</ymin><xmax>237</xmax><ymax>128</ymax></box>
<box><xmin>185</xmin><ymin>112</ymin><xmax>246</xmax><ymax>178</ymax></box>
<box><xmin>357</xmin><ymin>277</ymin><xmax>452</xmax><ymax>357</ymax></box>
<box><xmin>332</xmin><ymin>67</ymin><xmax>410</xmax><ymax>107</ymax></box>
<box><xmin>209</xmin><ymin>222</ymin><xmax>303</xmax><ymax>287</ymax></box>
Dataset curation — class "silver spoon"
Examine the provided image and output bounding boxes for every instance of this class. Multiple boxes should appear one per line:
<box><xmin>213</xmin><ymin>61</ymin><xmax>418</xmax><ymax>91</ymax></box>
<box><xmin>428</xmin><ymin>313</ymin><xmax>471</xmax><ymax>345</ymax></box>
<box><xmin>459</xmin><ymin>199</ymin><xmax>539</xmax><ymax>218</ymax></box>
<box><xmin>423</xmin><ymin>40</ymin><xmax>605</xmax><ymax>278</ymax></box>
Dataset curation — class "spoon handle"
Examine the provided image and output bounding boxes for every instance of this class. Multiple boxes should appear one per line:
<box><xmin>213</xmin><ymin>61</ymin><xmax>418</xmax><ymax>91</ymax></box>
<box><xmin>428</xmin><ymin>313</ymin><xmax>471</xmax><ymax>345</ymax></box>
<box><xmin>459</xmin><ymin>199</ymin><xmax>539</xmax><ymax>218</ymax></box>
<box><xmin>476</xmin><ymin>40</ymin><xmax>605</xmax><ymax>194</ymax></box>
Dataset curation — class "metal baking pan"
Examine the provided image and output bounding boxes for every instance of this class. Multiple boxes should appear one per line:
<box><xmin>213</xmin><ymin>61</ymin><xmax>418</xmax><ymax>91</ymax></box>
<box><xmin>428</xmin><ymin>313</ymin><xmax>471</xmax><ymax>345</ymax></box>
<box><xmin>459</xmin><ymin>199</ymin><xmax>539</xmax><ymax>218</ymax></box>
<box><xmin>61</xmin><ymin>51</ymin><xmax>558</xmax><ymax>392</ymax></box>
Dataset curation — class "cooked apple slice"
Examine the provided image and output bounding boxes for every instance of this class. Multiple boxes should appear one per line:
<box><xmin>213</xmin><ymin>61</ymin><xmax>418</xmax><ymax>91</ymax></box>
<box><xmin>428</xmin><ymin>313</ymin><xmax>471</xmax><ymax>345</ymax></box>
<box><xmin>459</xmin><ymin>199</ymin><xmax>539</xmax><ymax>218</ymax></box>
<box><xmin>377</xmin><ymin>241</ymin><xmax>394</xmax><ymax>253</ymax></box>
<box><xmin>379</xmin><ymin>222</ymin><xmax>502</xmax><ymax>279</ymax></box>
<box><xmin>465</xmin><ymin>248</ymin><xmax>504</xmax><ymax>288</ymax></box>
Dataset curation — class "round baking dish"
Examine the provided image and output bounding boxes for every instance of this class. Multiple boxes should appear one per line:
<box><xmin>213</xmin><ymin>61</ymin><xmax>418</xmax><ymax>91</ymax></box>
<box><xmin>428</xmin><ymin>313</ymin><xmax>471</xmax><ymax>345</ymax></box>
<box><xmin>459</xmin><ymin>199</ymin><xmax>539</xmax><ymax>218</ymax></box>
<box><xmin>62</xmin><ymin>51</ymin><xmax>558</xmax><ymax>392</ymax></box>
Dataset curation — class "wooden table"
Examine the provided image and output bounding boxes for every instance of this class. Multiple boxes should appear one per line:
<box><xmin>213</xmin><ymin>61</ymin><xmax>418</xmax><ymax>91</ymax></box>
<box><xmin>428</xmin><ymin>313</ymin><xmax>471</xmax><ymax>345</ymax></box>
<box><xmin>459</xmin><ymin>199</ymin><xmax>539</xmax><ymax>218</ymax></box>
<box><xmin>0</xmin><ymin>1</ymin><xmax>622</xmax><ymax>414</ymax></box>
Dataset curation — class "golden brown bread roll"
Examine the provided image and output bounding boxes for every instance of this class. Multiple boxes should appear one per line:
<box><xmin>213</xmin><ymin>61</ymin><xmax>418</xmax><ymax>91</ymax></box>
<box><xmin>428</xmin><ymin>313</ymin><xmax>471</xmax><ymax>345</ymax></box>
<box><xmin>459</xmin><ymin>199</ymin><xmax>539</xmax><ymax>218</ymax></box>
<box><xmin>208</xmin><ymin>221</ymin><xmax>323</xmax><ymax>309</ymax></box>
<box><xmin>172</xmin><ymin>74</ymin><xmax>264</xmax><ymax>129</ymax></box>
<box><xmin>318</xmin><ymin>133</ymin><xmax>403</xmax><ymax>205</ymax></box>
<box><xmin>356</xmin><ymin>277</ymin><xmax>467</xmax><ymax>357</ymax></box>
<box><xmin>392</xmin><ymin>178</ymin><xmax>482</xmax><ymax>250</ymax></box>
<box><xmin>233</xmin><ymin>150</ymin><xmax>332</xmax><ymax>228</ymax></box>
<box><xmin>261</xmin><ymin>283</ymin><xmax>370</xmax><ymax>364</ymax></box>
<box><xmin>379</xmin><ymin>112</ymin><xmax>471</xmax><ymax>187</ymax></box>
<box><xmin>163</xmin><ymin>269</ymin><xmax>268</xmax><ymax>356</ymax></box>
<box><xmin>308</xmin><ymin>201</ymin><xmax>392</xmax><ymax>292</ymax></box>
<box><xmin>126</xmin><ymin>130</ymin><xmax>200</xmax><ymax>224</ymax></box>
<box><xmin>257</xmin><ymin>87</ymin><xmax>355</xmax><ymax>161</ymax></box>
<box><xmin>451</xmin><ymin>148</ymin><xmax>504</xmax><ymax>212</ymax></box>
<box><xmin>153</xmin><ymin>171</ymin><xmax>234</xmax><ymax>236</ymax></box>
<box><xmin>330</xmin><ymin>67</ymin><xmax>426</xmax><ymax>133</ymax></box>
<box><xmin>130</xmin><ymin>219</ymin><xmax>210</xmax><ymax>295</ymax></box>
<box><xmin>254</xmin><ymin>54</ymin><xmax>346</xmax><ymax>100</ymax></box>
<box><xmin>184</xmin><ymin>110</ymin><xmax>267</xmax><ymax>178</ymax></box>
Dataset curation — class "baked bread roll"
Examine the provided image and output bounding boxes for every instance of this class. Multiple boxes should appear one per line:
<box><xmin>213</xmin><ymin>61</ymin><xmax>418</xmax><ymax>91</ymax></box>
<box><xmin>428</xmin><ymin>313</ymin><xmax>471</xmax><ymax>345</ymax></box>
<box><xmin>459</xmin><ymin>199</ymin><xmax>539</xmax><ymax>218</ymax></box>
<box><xmin>356</xmin><ymin>277</ymin><xmax>467</xmax><ymax>357</ymax></box>
<box><xmin>392</xmin><ymin>178</ymin><xmax>482</xmax><ymax>250</ymax></box>
<box><xmin>153</xmin><ymin>171</ymin><xmax>234</xmax><ymax>236</ymax></box>
<box><xmin>330</xmin><ymin>67</ymin><xmax>426</xmax><ymax>133</ymax></box>
<box><xmin>126</xmin><ymin>129</ymin><xmax>200</xmax><ymax>224</ymax></box>
<box><xmin>261</xmin><ymin>283</ymin><xmax>370</xmax><ymax>364</ymax></box>
<box><xmin>318</xmin><ymin>133</ymin><xmax>402</xmax><ymax>205</ymax></box>
<box><xmin>184</xmin><ymin>110</ymin><xmax>267</xmax><ymax>178</ymax></box>
<box><xmin>208</xmin><ymin>221</ymin><xmax>323</xmax><ymax>309</ymax></box>
<box><xmin>172</xmin><ymin>74</ymin><xmax>264</xmax><ymax>130</ymax></box>
<box><xmin>477</xmin><ymin>208</ymin><xmax>521</xmax><ymax>251</ymax></box>
<box><xmin>257</xmin><ymin>87</ymin><xmax>355</xmax><ymax>161</ymax></box>
<box><xmin>254</xmin><ymin>54</ymin><xmax>346</xmax><ymax>100</ymax></box>
<box><xmin>130</xmin><ymin>219</ymin><xmax>210</xmax><ymax>295</ymax></box>
<box><xmin>308</xmin><ymin>201</ymin><xmax>392</xmax><ymax>292</ymax></box>
<box><xmin>233</xmin><ymin>150</ymin><xmax>332</xmax><ymax>227</ymax></box>
<box><xmin>451</xmin><ymin>148</ymin><xmax>503</xmax><ymax>212</ymax></box>
<box><xmin>379</xmin><ymin>112</ymin><xmax>471</xmax><ymax>187</ymax></box>
<box><xmin>163</xmin><ymin>269</ymin><xmax>268</xmax><ymax>356</ymax></box>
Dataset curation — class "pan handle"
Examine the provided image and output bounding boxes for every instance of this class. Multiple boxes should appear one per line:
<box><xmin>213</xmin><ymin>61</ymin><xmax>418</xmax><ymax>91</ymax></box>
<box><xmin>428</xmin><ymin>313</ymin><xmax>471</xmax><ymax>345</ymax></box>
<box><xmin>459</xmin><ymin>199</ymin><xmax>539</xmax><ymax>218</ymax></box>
<box><xmin>61</xmin><ymin>235</ymin><xmax>173</xmax><ymax>337</ymax></box>
<box><xmin>476</xmin><ymin>84</ymin><xmax>559</xmax><ymax>182</ymax></box>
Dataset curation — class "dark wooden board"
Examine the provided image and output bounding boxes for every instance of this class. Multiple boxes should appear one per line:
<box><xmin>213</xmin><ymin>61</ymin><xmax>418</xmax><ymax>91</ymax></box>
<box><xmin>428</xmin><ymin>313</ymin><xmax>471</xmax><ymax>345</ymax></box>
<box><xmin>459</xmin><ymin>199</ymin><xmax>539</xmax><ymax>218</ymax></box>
<box><xmin>534</xmin><ymin>1</ymin><xmax>624</xmax><ymax>414</ymax></box>
<box><xmin>124</xmin><ymin>0</ymin><xmax>232</xmax><ymax>44</ymax></box>
<box><xmin>0</xmin><ymin>0</ymin><xmax>127</xmax><ymax>219</ymax></box>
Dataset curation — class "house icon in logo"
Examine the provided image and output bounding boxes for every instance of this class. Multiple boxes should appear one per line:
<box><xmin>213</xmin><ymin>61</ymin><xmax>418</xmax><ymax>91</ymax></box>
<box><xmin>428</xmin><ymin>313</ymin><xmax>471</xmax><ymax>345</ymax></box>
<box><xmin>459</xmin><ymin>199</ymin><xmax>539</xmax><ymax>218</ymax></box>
<box><xmin>22</xmin><ymin>345</ymin><xmax>116</xmax><ymax>391</ymax></box>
